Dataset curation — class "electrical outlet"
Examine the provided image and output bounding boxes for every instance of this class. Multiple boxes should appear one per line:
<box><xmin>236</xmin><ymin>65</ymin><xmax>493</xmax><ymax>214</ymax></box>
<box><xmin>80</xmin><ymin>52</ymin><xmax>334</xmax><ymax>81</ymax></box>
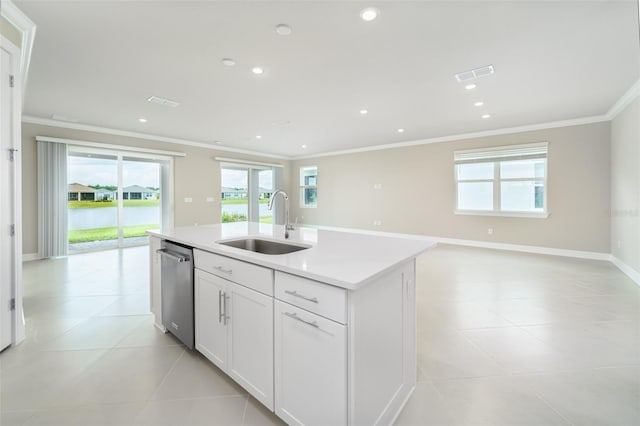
<box><xmin>184</xmin><ymin>197</ymin><xmax>193</xmax><ymax>203</ymax></box>
<box><xmin>206</xmin><ymin>197</ymin><xmax>215</xmax><ymax>202</ymax></box>
<box><xmin>373</xmin><ymin>220</ymin><xmax>382</xmax><ymax>226</ymax></box>
<box><xmin>487</xmin><ymin>228</ymin><xmax>493</xmax><ymax>235</ymax></box>
<box><xmin>373</xmin><ymin>183</ymin><xmax>383</xmax><ymax>190</ymax></box>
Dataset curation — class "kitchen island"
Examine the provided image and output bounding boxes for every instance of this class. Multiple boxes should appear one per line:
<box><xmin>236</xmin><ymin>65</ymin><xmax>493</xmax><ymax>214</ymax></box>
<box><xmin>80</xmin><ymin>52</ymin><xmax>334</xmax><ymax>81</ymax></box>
<box><xmin>149</xmin><ymin>222</ymin><xmax>435</xmax><ymax>426</ymax></box>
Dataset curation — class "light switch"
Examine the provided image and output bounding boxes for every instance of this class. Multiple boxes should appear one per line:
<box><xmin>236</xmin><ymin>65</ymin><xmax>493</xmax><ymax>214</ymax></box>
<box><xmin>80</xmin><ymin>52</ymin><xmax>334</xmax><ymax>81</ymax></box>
<box><xmin>184</xmin><ymin>197</ymin><xmax>193</xmax><ymax>203</ymax></box>
<box><xmin>206</xmin><ymin>197</ymin><xmax>215</xmax><ymax>202</ymax></box>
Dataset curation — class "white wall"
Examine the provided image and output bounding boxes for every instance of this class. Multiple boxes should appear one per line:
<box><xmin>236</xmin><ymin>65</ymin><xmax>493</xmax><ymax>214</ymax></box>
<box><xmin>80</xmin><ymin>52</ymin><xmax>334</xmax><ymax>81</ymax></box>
<box><xmin>611</xmin><ymin>96</ymin><xmax>640</xmax><ymax>276</ymax></box>
<box><xmin>291</xmin><ymin>121</ymin><xmax>611</xmax><ymax>254</ymax></box>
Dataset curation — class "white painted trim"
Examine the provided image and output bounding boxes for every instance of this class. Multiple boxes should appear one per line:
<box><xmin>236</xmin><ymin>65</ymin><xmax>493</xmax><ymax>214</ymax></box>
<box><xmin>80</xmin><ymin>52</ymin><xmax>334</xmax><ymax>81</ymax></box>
<box><xmin>0</xmin><ymin>0</ymin><xmax>36</xmax><ymax>101</ymax></box>
<box><xmin>611</xmin><ymin>256</ymin><xmax>640</xmax><ymax>286</ymax></box>
<box><xmin>36</xmin><ymin>135</ymin><xmax>186</xmax><ymax>157</ymax></box>
<box><xmin>293</xmin><ymin>115</ymin><xmax>609</xmax><ymax>160</ymax></box>
<box><xmin>306</xmin><ymin>224</ymin><xmax>611</xmax><ymax>261</ymax></box>
<box><xmin>214</xmin><ymin>157</ymin><xmax>284</xmax><ymax>168</ymax></box>
<box><xmin>454</xmin><ymin>210</ymin><xmax>550</xmax><ymax>219</ymax></box>
<box><xmin>1</xmin><ymin>33</ymin><xmax>25</xmax><ymax>345</ymax></box>
<box><xmin>22</xmin><ymin>115</ymin><xmax>289</xmax><ymax>160</ymax></box>
<box><xmin>21</xmin><ymin>253</ymin><xmax>40</xmax><ymax>262</ymax></box>
<box><xmin>606</xmin><ymin>78</ymin><xmax>640</xmax><ymax>120</ymax></box>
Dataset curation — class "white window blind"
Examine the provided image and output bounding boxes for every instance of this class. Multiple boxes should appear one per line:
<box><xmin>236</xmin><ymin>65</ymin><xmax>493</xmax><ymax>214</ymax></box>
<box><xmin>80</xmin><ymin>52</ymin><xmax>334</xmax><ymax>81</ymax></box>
<box><xmin>454</xmin><ymin>142</ymin><xmax>548</xmax><ymax>164</ymax></box>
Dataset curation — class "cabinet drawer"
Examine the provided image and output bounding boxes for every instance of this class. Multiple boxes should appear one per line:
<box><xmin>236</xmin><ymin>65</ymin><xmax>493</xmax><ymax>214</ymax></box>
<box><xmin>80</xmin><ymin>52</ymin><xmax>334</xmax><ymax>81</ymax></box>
<box><xmin>194</xmin><ymin>249</ymin><xmax>273</xmax><ymax>296</ymax></box>
<box><xmin>275</xmin><ymin>272</ymin><xmax>347</xmax><ymax>324</ymax></box>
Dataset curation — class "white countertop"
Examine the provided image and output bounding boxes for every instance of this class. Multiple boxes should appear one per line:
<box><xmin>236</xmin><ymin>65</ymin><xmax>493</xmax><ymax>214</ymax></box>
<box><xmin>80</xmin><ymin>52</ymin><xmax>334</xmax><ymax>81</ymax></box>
<box><xmin>149</xmin><ymin>222</ymin><xmax>436</xmax><ymax>290</ymax></box>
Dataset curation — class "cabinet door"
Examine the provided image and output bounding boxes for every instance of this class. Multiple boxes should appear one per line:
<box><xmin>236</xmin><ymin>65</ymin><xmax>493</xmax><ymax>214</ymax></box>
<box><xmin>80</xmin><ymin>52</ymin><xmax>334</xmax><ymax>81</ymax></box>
<box><xmin>274</xmin><ymin>301</ymin><xmax>347</xmax><ymax>426</ymax></box>
<box><xmin>194</xmin><ymin>269</ymin><xmax>228</xmax><ymax>369</ymax></box>
<box><xmin>228</xmin><ymin>283</ymin><xmax>274</xmax><ymax>410</ymax></box>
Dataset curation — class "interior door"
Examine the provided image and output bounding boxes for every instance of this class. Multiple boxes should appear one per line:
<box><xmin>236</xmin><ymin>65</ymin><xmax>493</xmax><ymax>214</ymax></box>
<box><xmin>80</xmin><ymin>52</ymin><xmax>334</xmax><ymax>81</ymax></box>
<box><xmin>0</xmin><ymin>44</ymin><xmax>15</xmax><ymax>350</ymax></box>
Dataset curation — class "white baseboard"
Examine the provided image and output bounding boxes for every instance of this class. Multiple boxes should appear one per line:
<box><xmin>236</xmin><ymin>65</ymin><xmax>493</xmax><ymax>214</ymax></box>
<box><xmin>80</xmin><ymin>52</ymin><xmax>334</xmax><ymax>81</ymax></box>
<box><xmin>22</xmin><ymin>253</ymin><xmax>40</xmax><ymax>262</ymax></box>
<box><xmin>434</xmin><ymin>237</ymin><xmax>612</xmax><ymax>261</ymax></box>
<box><xmin>611</xmin><ymin>256</ymin><xmax>640</xmax><ymax>286</ymax></box>
<box><xmin>310</xmin><ymin>225</ymin><xmax>611</xmax><ymax>261</ymax></box>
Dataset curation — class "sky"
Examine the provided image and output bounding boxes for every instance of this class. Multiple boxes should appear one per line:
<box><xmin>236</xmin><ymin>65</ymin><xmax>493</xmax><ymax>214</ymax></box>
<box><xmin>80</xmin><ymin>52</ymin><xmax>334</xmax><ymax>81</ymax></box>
<box><xmin>221</xmin><ymin>168</ymin><xmax>273</xmax><ymax>190</ymax></box>
<box><xmin>68</xmin><ymin>156</ymin><xmax>160</xmax><ymax>188</ymax></box>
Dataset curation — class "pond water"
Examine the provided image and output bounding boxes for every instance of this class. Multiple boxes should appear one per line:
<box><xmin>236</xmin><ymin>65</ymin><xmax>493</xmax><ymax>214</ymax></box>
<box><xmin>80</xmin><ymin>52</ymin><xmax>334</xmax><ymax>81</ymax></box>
<box><xmin>68</xmin><ymin>206</ymin><xmax>160</xmax><ymax>230</ymax></box>
<box><xmin>69</xmin><ymin>204</ymin><xmax>272</xmax><ymax>230</ymax></box>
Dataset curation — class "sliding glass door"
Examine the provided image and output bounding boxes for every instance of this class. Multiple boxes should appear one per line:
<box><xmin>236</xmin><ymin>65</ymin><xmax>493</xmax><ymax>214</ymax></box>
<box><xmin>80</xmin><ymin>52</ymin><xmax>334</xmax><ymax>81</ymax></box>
<box><xmin>67</xmin><ymin>147</ymin><xmax>169</xmax><ymax>252</ymax></box>
<box><xmin>220</xmin><ymin>164</ymin><xmax>275</xmax><ymax>224</ymax></box>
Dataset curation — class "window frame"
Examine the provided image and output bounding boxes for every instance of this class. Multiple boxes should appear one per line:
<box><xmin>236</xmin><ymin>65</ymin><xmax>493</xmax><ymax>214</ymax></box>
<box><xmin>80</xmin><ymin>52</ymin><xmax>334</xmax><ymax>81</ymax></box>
<box><xmin>299</xmin><ymin>166</ymin><xmax>318</xmax><ymax>208</ymax></box>
<box><xmin>454</xmin><ymin>142</ymin><xmax>549</xmax><ymax>218</ymax></box>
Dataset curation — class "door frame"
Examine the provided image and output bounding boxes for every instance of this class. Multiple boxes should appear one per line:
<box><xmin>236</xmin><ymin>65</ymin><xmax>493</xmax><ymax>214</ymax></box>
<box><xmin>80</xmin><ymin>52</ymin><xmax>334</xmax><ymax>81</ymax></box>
<box><xmin>1</xmin><ymin>34</ymin><xmax>25</xmax><ymax>346</ymax></box>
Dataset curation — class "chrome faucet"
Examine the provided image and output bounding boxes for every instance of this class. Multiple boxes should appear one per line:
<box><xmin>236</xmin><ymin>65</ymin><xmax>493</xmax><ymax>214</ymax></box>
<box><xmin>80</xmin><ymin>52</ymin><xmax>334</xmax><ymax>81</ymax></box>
<box><xmin>268</xmin><ymin>190</ymin><xmax>294</xmax><ymax>239</ymax></box>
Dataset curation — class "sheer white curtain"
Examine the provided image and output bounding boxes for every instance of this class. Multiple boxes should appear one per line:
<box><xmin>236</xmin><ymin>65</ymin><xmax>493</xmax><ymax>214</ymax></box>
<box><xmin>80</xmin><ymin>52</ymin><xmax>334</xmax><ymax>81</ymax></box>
<box><xmin>37</xmin><ymin>140</ymin><xmax>68</xmax><ymax>258</ymax></box>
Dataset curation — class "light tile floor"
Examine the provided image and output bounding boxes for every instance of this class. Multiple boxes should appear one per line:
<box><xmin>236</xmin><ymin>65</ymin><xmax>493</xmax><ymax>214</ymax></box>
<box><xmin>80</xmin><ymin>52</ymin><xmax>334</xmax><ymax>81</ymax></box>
<box><xmin>1</xmin><ymin>244</ymin><xmax>638</xmax><ymax>425</ymax></box>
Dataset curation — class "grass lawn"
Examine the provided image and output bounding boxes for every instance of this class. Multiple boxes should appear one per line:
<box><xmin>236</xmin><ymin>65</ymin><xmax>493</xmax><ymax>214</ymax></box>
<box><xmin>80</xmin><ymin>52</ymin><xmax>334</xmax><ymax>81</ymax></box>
<box><xmin>68</xmin><ymin>200</ymin><xmax>159</xmax><ymax>209</ymax></box>
<box><xmin>68</xmin><ymin>224</ymin><xmax>160</xmax><ymax>243</ymax></box>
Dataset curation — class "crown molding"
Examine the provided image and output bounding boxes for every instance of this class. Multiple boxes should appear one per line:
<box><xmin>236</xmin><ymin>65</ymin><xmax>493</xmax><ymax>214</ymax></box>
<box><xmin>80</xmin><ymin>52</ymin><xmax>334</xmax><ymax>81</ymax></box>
<box><xmin>606</xmin><ymin>78</ymin><xmax>640</xmax><ymax>120</ymax></box>
<box><xmin>22</xmin><ymin>115</ymin><xmax>289</xmax><ymax>160</ymax></box>
<box><xmin>292</xmin><ymin>114</ymin><xmax>609</xmax><ymax>160</ymax></box>
<box><xmin>0</xmin><ymin>0</ymin><xmax>36</xmax><ymax>101</ymax></box>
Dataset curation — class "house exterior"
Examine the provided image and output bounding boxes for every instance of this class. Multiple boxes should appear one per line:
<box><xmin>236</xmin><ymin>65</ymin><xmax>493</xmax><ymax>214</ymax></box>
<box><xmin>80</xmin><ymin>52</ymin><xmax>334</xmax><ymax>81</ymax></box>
<box><xmin>68</xmin><ymin>183</ymin><xmax>96</xmax><ymax>201</ymax></box>
<box><xmin>122</xmin><ymin>185</ymin><xmax>158</xmax><ymax>200</ymax></box>
<box><xmin>220</xmin><ymin>187</ymin><xmax>272</xmax><ymax>200</ymax></box>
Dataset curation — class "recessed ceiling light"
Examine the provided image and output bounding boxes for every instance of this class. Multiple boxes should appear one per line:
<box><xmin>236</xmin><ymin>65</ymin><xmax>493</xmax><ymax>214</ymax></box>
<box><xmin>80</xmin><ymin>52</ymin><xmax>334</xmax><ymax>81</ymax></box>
<box><xmin>221</xmin><ymin>58</ymin><xmax>236</xmax><ymax>67</ymax></box>
<box><xmin>301</xmin><ymin>144</ymin><xmax>307</xmax><ymax>149</ymax></box>
<box><xmin>474</xmin><ymin>101</ymin><xmax>484</xmax><ymax>107</ymax></box>
<box><xmin>397</xmin><ymin>128</ymin><xmax>405</xmax><ymax>133</ymax></box>
<box><xmin>252</xmin><ymin>66</ymin><xmax>264</xmax><ymax>75</ymax></box>
<box><xmin>359</xmin><ymin>109</ymin><xmax>369</xmax><ymax>115</ymax></box>
<box><xmin>465</xmin><ymin>84</ymin><xmax>477</xmax><ymax>90</ymax></box>
<box><xmin>138</xmin><ymin>118</ymin><xmax>147</xmax><ymax>123</ymax></box>
<box><xmin>256</xmin><ymin>135</ymin><xmax>262</xmax><ymax>139</ymax></box>
<box><xmin>275</xmin><ymin>24</ymin><xmax>292</xmax><ymax>35</ymax></box>
<box><xmin>360</xmin><ymin>7</ymin><xmax>379</xmax><ymax>21</ymax></box>
<box><xmin>482</xmin><ymin>114</ymin><xmax>491</xmax><ymax>119</ymax></box>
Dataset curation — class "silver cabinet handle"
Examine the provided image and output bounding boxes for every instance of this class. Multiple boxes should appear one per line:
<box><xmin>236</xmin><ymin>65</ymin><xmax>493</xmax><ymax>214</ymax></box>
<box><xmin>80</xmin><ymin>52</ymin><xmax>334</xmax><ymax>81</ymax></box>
<box><xmin>214</xmin><ymin>265</ymin><xmax>233</xmax><ymax>275</ymax></box>
<box><xmin>285</xmin><ymin>312</ymin><xmax>319</xmax><ymax>329</ymax></box>
<box><xmin>156</xmin><ymin>248</ymin><xmax>190</xmax><ymax>263</ymax></box>
<box><xmin>284</xmin><ymin>290</ymin><xmax>318</xmax><ymax>304</ymax></box>
<box><xmin>223</xmin><ymin>293</ymin><xmax>230</xmax><ymax>325</ymax></box>
<box><xmin>218</xmin><ymin>290</ymin><xmax>224</xmax><ymax>323</ymax></box>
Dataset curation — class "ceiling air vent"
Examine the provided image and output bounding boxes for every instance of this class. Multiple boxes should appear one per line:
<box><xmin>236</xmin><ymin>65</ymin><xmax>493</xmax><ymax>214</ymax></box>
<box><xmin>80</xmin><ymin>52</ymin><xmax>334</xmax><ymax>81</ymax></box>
<box><xmin>147</xmin><ymin>96</ymin><xmax>180</xmax><ymax>107</ymax></box>
<box><xmin>454</xmin><ymin>65</ymin><xmax>495</xmax><ymax>82</ymax></box>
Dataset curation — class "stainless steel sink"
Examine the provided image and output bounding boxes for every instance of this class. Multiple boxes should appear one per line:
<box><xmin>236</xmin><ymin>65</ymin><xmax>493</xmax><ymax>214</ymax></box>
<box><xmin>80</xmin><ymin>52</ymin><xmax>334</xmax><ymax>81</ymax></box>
<box><xmin>217</xmin><ymin>238</ymin><xmax>310</xmax><ymax>255</ymax></box>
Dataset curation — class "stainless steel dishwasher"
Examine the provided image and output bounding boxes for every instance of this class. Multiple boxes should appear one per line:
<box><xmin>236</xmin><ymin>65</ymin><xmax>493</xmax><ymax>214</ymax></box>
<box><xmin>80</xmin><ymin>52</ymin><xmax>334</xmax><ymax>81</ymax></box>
<box><xmin>157</xmin><ymin>241</ymin><xmax>194</xmax><ymax>349</ymax></box>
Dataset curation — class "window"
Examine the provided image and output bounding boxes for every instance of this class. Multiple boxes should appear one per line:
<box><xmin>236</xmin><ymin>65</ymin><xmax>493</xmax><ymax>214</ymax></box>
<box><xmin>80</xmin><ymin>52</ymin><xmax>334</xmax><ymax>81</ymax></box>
<box><xmin>454</xmin><ymin>142</ymin><xmax>548</xmax><ymax>217</ymax></box>
<box><xmin>300</xmin><ymin>166</ymin><xmax>317</xmax><ymax>208</ymax></box>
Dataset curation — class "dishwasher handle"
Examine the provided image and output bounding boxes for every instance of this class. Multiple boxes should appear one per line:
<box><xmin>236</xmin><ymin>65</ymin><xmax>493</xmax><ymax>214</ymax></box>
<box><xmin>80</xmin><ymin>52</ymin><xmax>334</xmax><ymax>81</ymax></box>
<box><xmin>156</xmin><ymin>248</ymin><xmax>190</xmax><ymax>263</ymax></box>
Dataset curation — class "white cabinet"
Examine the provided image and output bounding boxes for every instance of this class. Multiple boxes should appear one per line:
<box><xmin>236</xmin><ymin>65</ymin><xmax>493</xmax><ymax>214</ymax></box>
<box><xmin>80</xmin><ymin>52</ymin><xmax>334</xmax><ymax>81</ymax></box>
<box><xmin>274</xmin><ymin>301</ymin><xmax>347</xmax><ymax>426</ymax></box>
<box><xmin>154</xmin><ymin>241</ymin><xmax>419</xmax><ymax>426</ymax></box>
<box><xmin>194</xmin><ymin>268</ymin><xmax>274</xmax><ymax>410</ymax></box>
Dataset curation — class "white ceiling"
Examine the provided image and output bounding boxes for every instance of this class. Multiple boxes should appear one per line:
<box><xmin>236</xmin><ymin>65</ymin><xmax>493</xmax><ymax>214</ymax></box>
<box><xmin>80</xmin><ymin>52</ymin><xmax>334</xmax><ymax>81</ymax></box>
<box><xmin>15</xmin><ymin>0</ymin><xmax>640</xmax><ymax>158</ymax></box>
